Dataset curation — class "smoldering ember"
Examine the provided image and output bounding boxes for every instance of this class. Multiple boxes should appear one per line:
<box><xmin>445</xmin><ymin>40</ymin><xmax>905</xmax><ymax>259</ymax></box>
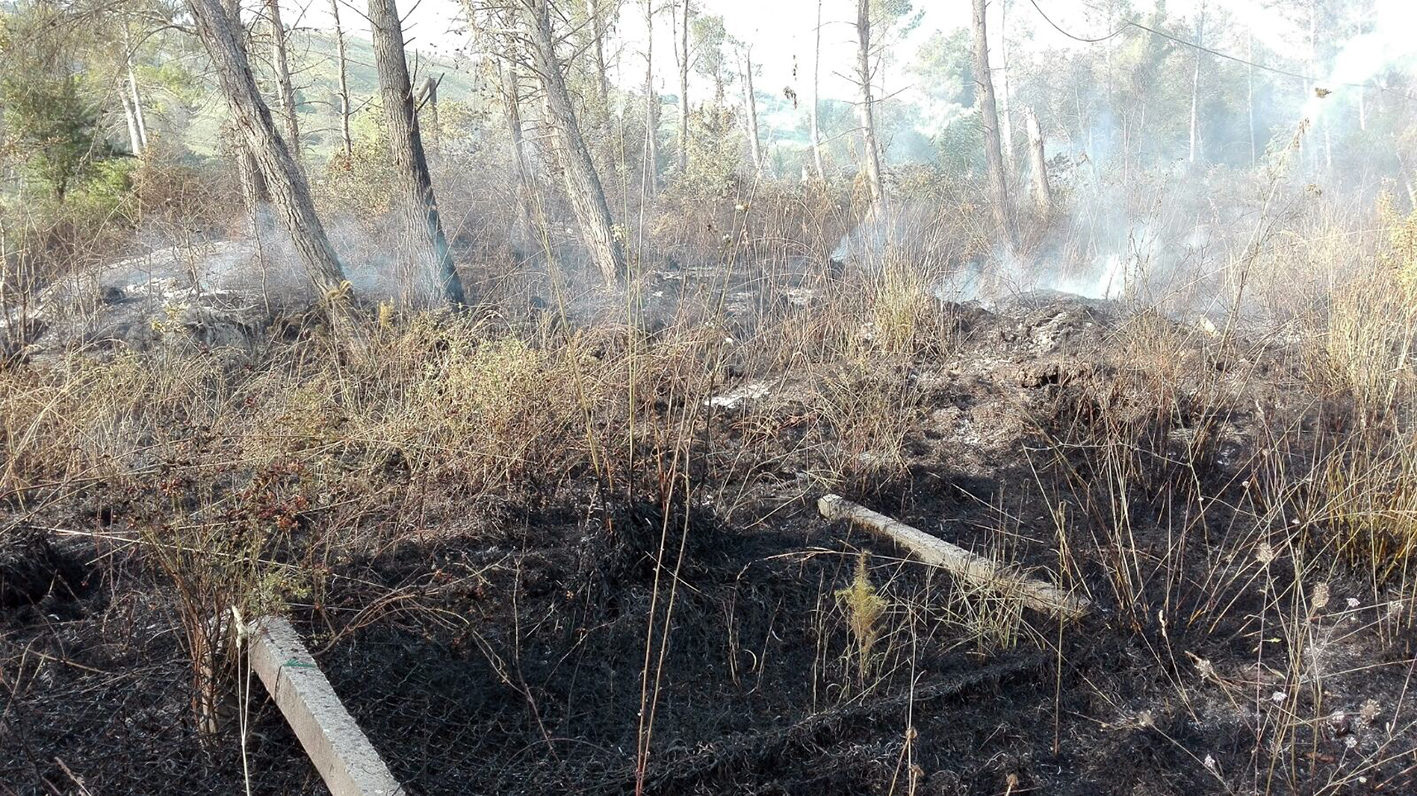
<box><xmin>3</xmin><ymin>0</ymin><xmax>1417</xmax><ymax>793</ymax></box>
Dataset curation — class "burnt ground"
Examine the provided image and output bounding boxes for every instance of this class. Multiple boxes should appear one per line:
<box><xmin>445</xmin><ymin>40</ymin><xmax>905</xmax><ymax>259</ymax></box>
<box><xmin>3</xmin><ymin>289</ymin><xmax>1416</xmax><ymax>795</ymax></box>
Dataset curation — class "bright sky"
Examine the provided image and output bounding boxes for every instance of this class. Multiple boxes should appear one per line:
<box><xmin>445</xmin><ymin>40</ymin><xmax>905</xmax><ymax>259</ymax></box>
<box><xmin>285</xmin><ymin>0</ymin><xmax>1324</xmax><ymax>105</ymax></box>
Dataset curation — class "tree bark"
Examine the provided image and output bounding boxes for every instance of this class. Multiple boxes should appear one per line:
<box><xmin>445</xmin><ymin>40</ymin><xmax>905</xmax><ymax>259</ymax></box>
<box><xmin>266</xmin><ymin>0</ymin><xmax>300</xmax><ymax>160</ymax></box>
<box><xmin>643</xmin><ymin>0</ymin><xmax>659</xmax><ymax>197</ymax></box>
<box><xmin>186</xmin><ymin>0</ymin><xmax>350</xmax><ymax>298</ymax></box>
<box><xmin>368</xmin><ymin>0</ymin><xmax>466</xmax><ymax>305</ymax></box>
<box><xmin>810</xmin><ymin>0</ymin><xmax>825</xmax><ymax>180</ymax></box>
<box><xmin>972</xmin><ymin>0</ymin><xmax>1015</xmax><ymax>246</ymax></box>
<box><xmin>330</xmin><ymin>0</ymin><xmax>353</xmax><ymax>160</ymax></box>
<box><xmin>1025</xmin><ymin>107</ymin><xmax>1051</xmax><ymax>214</ymax></box>
<box><xmin>222</xmin><ymin>0</ymin><xmax>269</xmax><ymax>213</ymax></box>
<box><xmin>523</xmin><ymin>0</ymin><xmax>624</xmax><ymax>283</ymax></box>
<box><xmin>855</xmin><ymin>0</ymin><xmax>885</xmax><ymax>213</ymax></box>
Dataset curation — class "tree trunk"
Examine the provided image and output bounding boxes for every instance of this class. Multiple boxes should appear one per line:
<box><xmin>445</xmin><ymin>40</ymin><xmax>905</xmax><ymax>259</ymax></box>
<box><xmin>267</xmin><ymin>0</ymin><xmax>300</xmax><ymax>160</ymax></box>
<box><xmin>186</xmin><ymin>0</ymin><xmax>350</xmax><ymax>298</ymax></box>
<box><xmin>126</xmin><ymin>61</ymin><xmax>149</xmax><ymax>153</ymax></box>
<box><xmin>741</xmin><ymin>47</ymin><xmax>761</xmax><ymax>173</ymax></box>
<box><xmin>120</xmin><ymin>94</ymin><xmax>143</xmax><ymax>156</ymax></box>
<box><xmin>643</xmin><ymin>0</ymin><xmax>659</xmax><ymax>197</ymax></box>
<box><xmin>122</xmin><ymin>23</ymin><xmax>149</xmax><ymax>154</ymax></box>
<box><xmin>1247</xmin><ymin>33</ymin><xmax>1256</xmax><ymax>166</ymax></box>
<box><xmin>1025</xmin><ymin>107</ymin><xmax>1051</xmax><ymax>214</ymax></box>
<box><xmin>523</xmin><ymin>0</ymin><xmax>624</xmax><ymax>283</ymax></box>
<box><xmin>972</xmin><ymin>0</ymin><xmax>1015</xmax><ymax>246</ymax></box>
<box><xmin>499</xmin><ymin>60</ymin><xmax>538</xmax><ymax>239</ymax></box>
<box><xmin>589</xmin><ymin>0</ymin><xmax>610</xmax><ymax>111</ymax></box>
<box><xmin>418</xmin><ymin>75</ymin><xmax>440</xmax><ymax>152</ymax></box>
<box><xmin>330</xmin><ymin>0</ymin><xmax>353</xmax><ymax>160</ymax></box>
<box><xmin>810</xmin><ymin>0</ymin><xmax>825</xmax><ymax>180</ymax></box>
<box><xmin>855</xmin><ymin>0</ymin><xmax>885</xmax><ymax>213</ymax></box>
<box><xmin>368</xmin><ymin>0</ymin><xmax>466</xmax><ymax>306</ymax></box>
<box><xmin>222</xmin><ymin>0</ymin><xmax>269</xmax><ymax>213</ymax></box>
<box><xmin>1304</xmin><ymin>2</ymin><xmax>1315</xmax><ymax>168</ymax></box>
<box><xmin>676</xmin><ymin>0</ymin><xmax>690</xmax><ymax>177</ymax></box>
<box><xmin>997</xmin><ymin>0</ymin><xmax>1014</xmax><ymax>178</ymax></box>
<box><xmin>1188</xmin><ymin>5</ymin><xmax>1203</xmax><ymax>164</ymax></box>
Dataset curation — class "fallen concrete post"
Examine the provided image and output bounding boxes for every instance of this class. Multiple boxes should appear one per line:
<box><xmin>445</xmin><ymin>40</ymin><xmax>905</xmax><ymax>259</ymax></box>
<box><xmin>247</xmin><ymin>616</ymin><xmax>406</xmax><ymax>796</ymax></box>
<box><xmin>817</xmin><ymin>494</ymin><xmax>1090</xmax><ymax>620</ymax></box>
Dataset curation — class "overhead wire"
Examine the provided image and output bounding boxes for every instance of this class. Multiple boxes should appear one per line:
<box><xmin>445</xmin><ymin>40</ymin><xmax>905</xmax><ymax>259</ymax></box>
<box><xmin>1026</xmin><ymin>0</ymin><xmax>1414</xmax><ymax>97</ymax></box>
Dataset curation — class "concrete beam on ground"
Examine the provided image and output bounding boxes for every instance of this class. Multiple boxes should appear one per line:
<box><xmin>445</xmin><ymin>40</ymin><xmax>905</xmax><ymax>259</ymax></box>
<box><xmin>818</xmin><ymin>493</ymin><xmax>1091</xmax><ymax>620</ymax></box>
<box><xmin>247</xmin><ymin>616</ymin><xmax>406</xmax><ymax>796</ymax></box>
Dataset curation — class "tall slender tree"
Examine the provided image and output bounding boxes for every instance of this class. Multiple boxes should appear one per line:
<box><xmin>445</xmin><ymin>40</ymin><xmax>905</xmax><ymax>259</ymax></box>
<box><xmin>498</xmin><ymin>59</ymin><xmax>538</xmax><ymax>237</ymax></box>
<box><xmin>737</xmin><ymin>40</ymin><xmax>761</xmax><ymax>173</ymax></box>
<box><xmin>674</xmin><ymin>0</ymin><xmax>692</xmax><ymax>177</ymax></box>
<box><xmin>265</xmin><ymin>0</ymin><xmax>300</xmax><ymax>159</ymax></box>
<box><xmin>855</xmin><ymin>0</ymin><xmax>885</xmax><ymax>213</ymax></box>
<box><xmin>588</xmin><ymin>0</ymin><xmax>610</xmax><ymax>110</ymax></box>
<box><xmin>809</xmin><ymin>0</ymin><xmax>825</xmax><ymax>180</ymax></box>
<box><xmin>1188</xmin><ymin>2</ymin><xmax>1205</xmax><ymax>164</ymax></box>
<box><xmin>1025</xmin><ymin>107</ymin><xmax>1052</xmax><ymax>214</ymax></box>
<box><xmin>367</xmin><ymin>0</ymin><xmax>466</xmax><ymax>305</ymax></box>
<box><xmin>329</xmin><ymin>0</ymin><xmax>353</xmax><ymax>159</ymax></box>
<box><xmin>643</xmin><ymin>0</ymin><xmax>660</xmax><ymax>197</ymax></box>
<box><xmin>972</xmin><ymin>0</ymin><xmax>1015</xmax><ymax>246</ymax></box>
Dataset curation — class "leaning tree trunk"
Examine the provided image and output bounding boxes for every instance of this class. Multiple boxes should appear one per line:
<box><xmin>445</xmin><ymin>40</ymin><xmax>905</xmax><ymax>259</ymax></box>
<box><xmin>855</xmin><ymin>0</ymin><xmax>886</xmax><ymax>214</ymax></box>
<box><xmin>121</xmin><ymin>23</ymin><xmax>149</xmax><ymax>154</ymax></box>
<box><xmin>810</xmin><ymin>0</ymin><xmax>825</xmax><ymax>180</ymax></box>
<box><xmin>643</xmin><ymin>0</ymin><xmax>659</xmax><ymax>197</ymax></box>
<box><xmin>186</xmin><ymin>0</ymin><xmax>350</xmax><ymax>298</ymax></box>
<box><xmin>368</xmin><ymin>0</ymin><xmax>466</xmax><ymax>306</ymax></box>
<box><xmin>972</xmin><ymin>0</ymin><xmax>1016</xmax><ymax>247</ymax></box>
<box><xmin>1025</xmin><ymin>107</ymin><xmax>1051</xmax><ymax>215</ymax></box>
<box><xmin>330</xmin><ymin>0</ymin><xmax>353</xmax><ymax>159</ymax></box>
<box><xmin>524</xmin><ymin>0</ymin><xmax>624</xmax><ymax>283</ymax></box>
<box><xmin>120</xmin><ymin>95</ymin><xmax>143</xmax><ymax>156</ymax></box>
<box><xmin>266</xmin><ymin>0</ymin><xmax>300</xmax><ymax>160</ymax></box>
<box><xmin>676</xmin><ymin>0</ymin><xmax>690</xmax><ymax>177</ymax></box>
<box><xmin>126</xmin><ymin>66</ymin><xmax>149</xmax><ymax>154</ymax></box>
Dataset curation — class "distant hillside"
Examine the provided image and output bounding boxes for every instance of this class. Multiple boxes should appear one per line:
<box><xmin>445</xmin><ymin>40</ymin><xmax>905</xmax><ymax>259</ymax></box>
<box><xmin>184</xmin><ymin>30</ymin><xmax>480</xmax><ymax>162</ymax></box>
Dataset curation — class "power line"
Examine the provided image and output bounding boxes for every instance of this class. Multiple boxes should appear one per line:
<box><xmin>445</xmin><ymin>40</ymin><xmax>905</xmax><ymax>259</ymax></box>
<box><xmin>1026</xmin><ymin>0</ymin><xmax>1408</xmax><ymax>96</ymax></box>
<box><xmin>1027</xmin><ymin>0</ymin><xmax>1126</xmax><ymax>43</ymax></box>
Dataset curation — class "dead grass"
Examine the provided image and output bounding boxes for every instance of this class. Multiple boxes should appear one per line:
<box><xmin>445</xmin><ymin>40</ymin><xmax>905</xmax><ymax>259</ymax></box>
<box><xmin>6</xmin><ymin>172</ymin><xmax>1417</xmax><ymax>794</ymax></box>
